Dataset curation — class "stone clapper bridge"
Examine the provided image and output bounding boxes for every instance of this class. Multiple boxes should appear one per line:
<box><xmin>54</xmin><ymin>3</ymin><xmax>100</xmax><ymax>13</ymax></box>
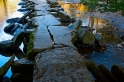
<box><xmin>11</xmin><ymin>0</ymin><xmax>95</xmax><ymax>82</ymax></box>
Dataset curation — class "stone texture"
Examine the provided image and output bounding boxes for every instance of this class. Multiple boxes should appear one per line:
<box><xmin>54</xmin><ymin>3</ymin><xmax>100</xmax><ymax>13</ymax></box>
<box><xmin>11</xmin><ymin>58</ymin><xmax>34</xmax><ymax>74</ymax></box>
<box><xmin>33</xmin><ymin>23</ymin><xmax>53</xmax><ymax>52</ymax></box>
<box><xmin>33</xmin><ymin>47</ymin><xmax>94</xmax><ymax>82</ymax></box>
<box><xmin>111</xmin><ymin>64</ymin><xmax>124</xmax><ymax>82</ymax></box>
<box><xmin>32</xmin><ymin>14</ymin><xmax>61</xmax><ymax>26</ymax></box>
<box><xmin>48</xmin><ymin>26</ymin><xmax>76</xmax><ymax>47</ymax></box>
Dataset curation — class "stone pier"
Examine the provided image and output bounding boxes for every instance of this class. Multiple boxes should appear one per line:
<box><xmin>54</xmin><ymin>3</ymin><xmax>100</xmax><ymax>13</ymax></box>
<box><xmin>24</xmin><ymin>0</ymin><xmax>94</xmax><ymax>82</ymax></box>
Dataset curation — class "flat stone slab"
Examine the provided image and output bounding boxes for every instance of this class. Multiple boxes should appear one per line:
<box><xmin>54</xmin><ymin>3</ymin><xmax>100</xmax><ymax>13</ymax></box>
<box><xmin>33</xmin><ymin>47</ymin><xmax>94</xmax><ymax>82</ymax></box>
<box><xmin>32</xmin><ymin>14</ymin><xmax>61</xmax><ymax>26</ymax></box>
<box><xmin>34</xmin><ymin>11</ymin><xmax>49</xmax><ymax>16</ymax></box>
<box><xmin>34</xmin><ymin>4</ymin><xmax>50</xmax><ymax>11</ymax></box>
<box><xmin>33</xmin><ymin>23</ymin><xmax>53</xmax><ymax>52</ymax></box>
<box><xmin>48</xmin><ymin>26</ymin><xmax>76</xmax><ymax>47</ymax></box>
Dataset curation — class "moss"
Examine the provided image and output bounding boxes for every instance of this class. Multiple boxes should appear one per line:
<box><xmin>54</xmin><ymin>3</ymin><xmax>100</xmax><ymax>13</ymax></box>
<box><xmin>98</xmin><ymin>30</ymin><xmax>122</xmax><ymax>45</ymax></box>
<box><xmin>26</xmin><ymin>33</ymin><xmax>34</xmax><ymax>55</ymax></box>
<box><xmin>82</xmin><ymin>31</ymin><xmax>96</xmax><ymax>45</ymax></box>
<box><xmin>26</xmin><ymin>28</ymin><xmax>37</xmax><ymax>60</ymax></box>
<box><xmin>84</xmin><ymin>60</ymin><xmax>109</xmax><ymax>82</ymax></box>
<box><xmin>71</xmin><ymin>31</ymin><xmax>78</xmax><ymax>44</ymax></box>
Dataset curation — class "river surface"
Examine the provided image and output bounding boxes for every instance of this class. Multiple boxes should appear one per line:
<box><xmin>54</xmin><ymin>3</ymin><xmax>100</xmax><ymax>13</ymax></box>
<box><xmin>57</xmin><ymin>0</ymin><xmax>124</xmax><ymax>70</ymax></box>
<box><xmin>0</xmin><ymin>0</ymin><xmax>23</xmax><ymax>77</ymax></box>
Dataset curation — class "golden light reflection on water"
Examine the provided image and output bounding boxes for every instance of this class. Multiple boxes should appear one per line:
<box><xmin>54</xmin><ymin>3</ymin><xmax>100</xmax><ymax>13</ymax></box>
<box><xmin>0</xmin><ymin>0</ymin><xmax>23</xmax><ymax>41</ymax></box>
<box><xmin>0</xmin><ymin>0</ymin><xmax>22</xmax><ymax>21</ymax></box>
<box><xmin>58</xmin><ymin>1</ymin><xmax>107</xmax><ymax>30</ymax></box>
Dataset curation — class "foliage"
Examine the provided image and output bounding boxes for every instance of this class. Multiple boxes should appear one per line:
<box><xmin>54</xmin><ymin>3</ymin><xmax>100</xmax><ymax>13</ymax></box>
<box><xmin>80</xmin><ymin>0</ymin><xmax>98</xmax><ymax>11</ymax></box>
<box><xmin>80</xmin><ymin>0</ymin><xmax>124</xmax><ymax>15</ymax></box>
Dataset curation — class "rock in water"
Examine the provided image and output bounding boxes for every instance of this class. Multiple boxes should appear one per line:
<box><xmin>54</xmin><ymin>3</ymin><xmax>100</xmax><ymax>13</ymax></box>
<box><xmin>98</xmin><ymin>64</ymin><xmax>118</xmax><ymax>82</ymax></box>
<box><xmin>111</xmin><ymin>64</ymin><xmax>124</xmax><ymax>82</ymax></box>
<box><xmin>68</xmin><ymin>20</ymin><xmax>82</xmax><ymax>30</ymax></box>
<box><xmin>11</xmin><ymin>29</ymin><xmax>25</xmax><ymax>49</ymax></box>
<box><xmin>0</xmin><ymin>40</ymin><xmax>13</xmax><ymax>50</ymax></box>
<box><xmin>85</xmin><ymin>60</ymin><xmax>109</xmax><ymax>82</ymax></box>
<box><xmin>78</xmin><ymin>28</ymin><xmax>95</xmax><ymax>45</ymax></box>
<box><xmin>0</xmin><ymin>55</ymin><xmax>15</xmax><ymax>80</ymax></box>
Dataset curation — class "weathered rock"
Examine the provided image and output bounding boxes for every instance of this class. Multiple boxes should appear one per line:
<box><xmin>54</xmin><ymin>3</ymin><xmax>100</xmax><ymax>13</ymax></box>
<box><xmin>18</xmin><ymin>1</ymin><xmax>26</xmax><ymax>5</ymax></box>
<box><xmin>78</xmin><ymin>28</ymin><xmax>96</xmax><ymax>45</ymax></box>
<box><xmin>2</xmin><ymin>76</ymin><xmax>12</xmax><ymax>82</ymax></box>
<box><xmin>11</xmin><ymin>58</ymin><xmax>34</xmax><ymax>74</ymax></box>
<box><xmin>0</xmin><ymin>40</ymin><xmax>13</xmax><ymax>50</ymax></box>
<box><xmin>17</xmin><ymin>8</ymin><xmax>28</xmax><ymax>12</ymax></box>
<box><xmin>6</xmin><ymin>17</ymin><xmax>19</xmax><ymax>23</ymax></box>
<box><xmin>33</xmin><ymin>0</ymin><xmax>50</xmax><ymax>11</ymax></box>
<box><xmin>49</xmin><ymin>8</ymin><xmax>58</xmax><ymax>12</ymax></box>
<box><xmin>32</xmin><ymin>14</ymin><xmax>61</xmax><ymax>26</ymax></box>
<box><xmin>0</xmin><ymin>48</ymin><xmax>24</xmax><ymax>58</ymax></box>
<box><xmin>17</xmin><ymin>10</ymin><xmax>32</xmax><ymax>23</ymax></box>
<box><xmin>4</xmin><ymin>23</ymin><xmax>15</xmax><ymax>34</ymax></box>
<box><xmin>58</xmin><ymin>10</ymin><xmax>72</xmax><ymax>22</ymax></box>
<box><xmin>98</xmin><ymin>64</ymin><xmax>118</xmax><ymax>82</ymax></box>
<box><xmin>11</xmin><ymin>23</ymin><xmax>20</xmax><ymax>34</ymax></box>
<box><xmin>48</xmin><ymin>12</ymin><xmax>58</xmax><ymax>17</ymax></box>
<box><xmin>29</xmin><ymin>12</ymin><xmax>37</xmax><ymax>18</ymax></box>
<box><xmin>11</xmin><ymin>73</ymin><xmax>33</xmax><ymax>82</ymax></box>
<box><xmin>84</xmin><ymin>60</ymin><xmax>109</xmax><ymax>82</ymax></box>
<box><xmin>26</xmin><ymin>23</ymin><xmax>53</xmax><ymax>60</ymax></box>
<box><xmin>68</xmin><ymin>20</ymin><xmax>82</xmax><ymax>30</ymax></box>
<box><xmin>0</xmin><ymin>55</ymin><xmax>15</xmax><ymax>80</ymax></box>
<box><xmin>22</xmin><ymin>23</ymin><xmax>29</xmax><ymax>30</ymax></box>
<box><xmin>111</xmin><ymin>64</ymin><xmax>124</xmax><ymax>82</ymax></box>
<box><xmin>11</xmin><ymin>29</ymin><xmax>25</xmax><ymax>49</ymax></box>
<box><xmin>33</xmin><ymin>47</ymin><xmax>94</xmax><ymax>82</ymax></box>
<box><xmin>48</xmin><ymin>26</ymin><xmax>77</xmax><ymax>47</ymax></box>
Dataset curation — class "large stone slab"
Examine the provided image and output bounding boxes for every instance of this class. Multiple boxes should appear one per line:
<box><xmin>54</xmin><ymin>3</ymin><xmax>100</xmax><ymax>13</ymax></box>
<box><xmin>33</xmin><ymin>47</ymin><xmax>94</xmax><ymax>82</ymax></box>
<box><xmin>48</xmin><ymin>26</ymin><xmax>76</xmax><ymax>47</ymax></box>
<box><xmin>33</xmin><ymin>23</ymin><xmax>53</xmax><ymax>52</ymax></box>
<box><xmin>32</xmin><ymin>14</ymin><xmax>61</xmax><ymax>26</ymax></box>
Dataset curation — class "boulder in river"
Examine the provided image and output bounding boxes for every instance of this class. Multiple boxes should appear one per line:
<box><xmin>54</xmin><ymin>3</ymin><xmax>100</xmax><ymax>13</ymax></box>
<box><xmin>84</xmin><ymin>60</ymin><xmax>109</xmax><ymax>82</ymax></box>
<box><xmin>58</xmin><ymin>10</ymin><xmax>74</xmax><ymax>22</ymax></box>
<box><xmin>78</xmin><ymin>28</ymin><xmax>96</xmax><ymax>45</ymax></box>
<box><xmin>0</xmin><ymin>55</ymin><xmax>15</xmax><ymax>80</ymax></box>
<box><xmin>111</xmin><ymin>64</ymin><xmax>124</xmax><ymax>82</ymax></box>
<box><xmin>6</xmin><ymin>17</ymin><xmax>19</xmax><ymax>23</ymax></box>
<box><xmin>98</xmin><ymin>64</ymin><xmax>118</xmax><ymax>82</ymax></box>
<box><xmin>0</xmin><ymin>40</ymin><xmax>13</xmax><ymax>51</ymax></box>
<box><xmin>11</xmin><ymin>29</ymin><xmax>25</xmax><ymax>49</ymax></box>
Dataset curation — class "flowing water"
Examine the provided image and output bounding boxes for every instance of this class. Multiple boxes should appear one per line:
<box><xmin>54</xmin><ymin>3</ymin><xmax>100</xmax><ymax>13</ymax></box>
<box><xmin>0</xmin><ymin>0</ymin><xmax>23</xmax><ymax>77</ymax></box>
<box><xmin>57</xmin><ymin>1</ymin><xmax>124</xmax><ymax>70</ymax></box>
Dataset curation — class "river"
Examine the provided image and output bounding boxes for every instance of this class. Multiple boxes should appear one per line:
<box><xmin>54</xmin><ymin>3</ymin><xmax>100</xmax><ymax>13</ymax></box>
<box><xmin>0</xmin><ymin>0</ymin><xmax>23</xmax><ymax>77</ymax></box>
<box><xmin>57</xmin><ymin>0</ymin><xmax>124</xmax><ymax>70</ymax></box>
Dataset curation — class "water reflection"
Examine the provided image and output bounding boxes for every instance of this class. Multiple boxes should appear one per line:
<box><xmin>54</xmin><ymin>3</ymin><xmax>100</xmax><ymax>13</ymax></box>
<box><xmin>0</xmin><ymin>0</ymin><xmax>23</xmax><ymax>77</ymax></box>
<box><xmin>58</xmin><ymin>1</ymin><xmax>124</xmax><ymax>70</ymax></box>
<box><xmin>58</xmin><ymin>1</ymin><xmax>107</xmax><ymax>30</ymax></box>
